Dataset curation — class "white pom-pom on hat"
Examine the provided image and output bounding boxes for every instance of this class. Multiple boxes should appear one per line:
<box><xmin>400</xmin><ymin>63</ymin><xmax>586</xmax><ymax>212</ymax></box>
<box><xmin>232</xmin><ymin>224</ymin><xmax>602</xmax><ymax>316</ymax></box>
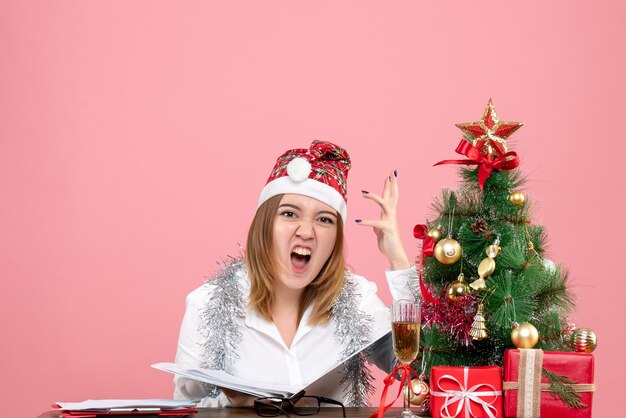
<box><xmin>286</xmin><ymin>157</ymin><xmax>311</xmax><ymax>182</ymax></box>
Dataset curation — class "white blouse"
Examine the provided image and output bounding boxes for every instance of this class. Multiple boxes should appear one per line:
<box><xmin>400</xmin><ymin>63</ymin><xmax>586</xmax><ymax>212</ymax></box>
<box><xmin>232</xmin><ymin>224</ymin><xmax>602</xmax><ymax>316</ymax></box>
<box><xmin>173</xmin><ymin>267</ymin><xmax>415</xmax><ymax>406</ymax></box>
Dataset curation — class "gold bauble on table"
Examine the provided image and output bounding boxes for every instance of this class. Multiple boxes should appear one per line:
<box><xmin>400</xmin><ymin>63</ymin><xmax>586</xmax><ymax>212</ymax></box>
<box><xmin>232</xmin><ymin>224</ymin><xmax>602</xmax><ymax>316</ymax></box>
<box><xmin>509</xmin><ymin>191</ymin><xmax>526</xmax><ymax>206</ymax></box>
<box><xmin>447</xmin><ymin>273</ymin><xmax>470</xmax><ymax>301</ymax></box>
<box><xmin>511</xmin><ymin>322</ymin><xmax>539</xmax><ymax>348</ymax></box>
<box><xmin>405</xmin><ymin>378</ymin><xmax>430</xmax><ymax>406</ymax></box>
<box><xmin>427</xmin><ymin>227</ymin><xmax>443</xmax><ymax>244</ymax></box>
<box><xmin>571</xmin><ymin>327</ymin><xmax>597</xmax><ymax>353</ymax></box>
<box><xmin>434</xmin><ymin>238</ymin><xmax>462</xmax><ymax>264</ymax></box>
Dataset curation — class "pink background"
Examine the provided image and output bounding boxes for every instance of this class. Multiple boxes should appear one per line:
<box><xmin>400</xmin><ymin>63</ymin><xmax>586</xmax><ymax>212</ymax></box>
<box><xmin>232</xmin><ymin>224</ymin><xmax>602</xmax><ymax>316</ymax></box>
<box><xmin>1</xmin><ymin>1</ymin><xmax>622</xmax><ymax>416</ymax></box>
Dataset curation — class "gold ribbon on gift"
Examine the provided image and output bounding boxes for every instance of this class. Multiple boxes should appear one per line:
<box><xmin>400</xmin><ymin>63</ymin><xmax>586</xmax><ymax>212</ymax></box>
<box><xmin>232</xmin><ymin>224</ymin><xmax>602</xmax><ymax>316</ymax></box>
<box><xmin>502</xmin><ymin>382</ymin><xmax>596</xmax><ymax>392</ymax></box>
<box><xmin>502</xmin><ymin>349</ymin><xmax>596</xmax><ymax>418</ymax></box>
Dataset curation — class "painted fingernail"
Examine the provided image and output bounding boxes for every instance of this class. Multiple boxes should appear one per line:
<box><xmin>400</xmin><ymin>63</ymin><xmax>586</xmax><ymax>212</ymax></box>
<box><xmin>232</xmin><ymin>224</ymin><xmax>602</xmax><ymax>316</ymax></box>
<box><xmin>394</xmin><ymin>169</ymin><xmax>398</xmax><ymax>177</ymax></box>
<box><xmin>355</xmin><ymin>219</ymin><xmax>362</xmax><ymax>223</ymax></box>
<box><xmin>361</xmin><ymin>190</ymin><xmax>369</xmax><ymax>194</ymax></box>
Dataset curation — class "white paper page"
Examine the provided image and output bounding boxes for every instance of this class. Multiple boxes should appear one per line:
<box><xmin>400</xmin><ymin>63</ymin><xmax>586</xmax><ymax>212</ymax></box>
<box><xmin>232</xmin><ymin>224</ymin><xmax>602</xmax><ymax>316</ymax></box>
<box><xmin>152</xmin><ymin>363</ymin><xmax>299</xmax><ymax>398</ymax></box>
<box><xmin>56</xmin><ymin>399</ymin><xmax>196</xmax><ymax>411</ymax></box>
<box><xmin>152</xmin><ymin>328</ymin><xmax>391</xmax><ymax>398</ymax></box>
<box><xmin>309</xmin><ymin>327</ymin><xmax>390</xmax><ymax>384</ymax></box>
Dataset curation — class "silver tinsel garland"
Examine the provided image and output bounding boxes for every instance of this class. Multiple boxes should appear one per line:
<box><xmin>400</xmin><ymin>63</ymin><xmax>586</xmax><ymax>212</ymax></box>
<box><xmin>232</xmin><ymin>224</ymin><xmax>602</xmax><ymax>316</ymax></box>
<box><xmin>332</xmin><ymin>273</ymin><xmax>375</xmax><ymax>407</ymax></box>
<box><xmin>199</xmin><ymin>258</ymin><xmax>246</xmax><ymax>397</ymax></box>
<box><xmin>198</xmin><ymin>258</ymin><xmax>376</xmax><ymax>406</ymax></box>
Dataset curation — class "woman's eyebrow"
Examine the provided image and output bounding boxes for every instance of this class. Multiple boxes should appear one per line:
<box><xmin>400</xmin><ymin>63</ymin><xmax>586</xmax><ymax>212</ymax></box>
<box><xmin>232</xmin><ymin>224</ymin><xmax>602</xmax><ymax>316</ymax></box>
<box><xmin>278</xmin><ymin>203</ymin><xmax>300</xmax><ymax>210</ymax></box>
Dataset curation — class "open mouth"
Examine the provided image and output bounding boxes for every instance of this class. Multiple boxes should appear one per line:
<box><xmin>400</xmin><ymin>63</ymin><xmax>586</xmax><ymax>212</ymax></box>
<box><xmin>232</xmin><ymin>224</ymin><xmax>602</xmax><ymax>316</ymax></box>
<box><xmin>291</xmin><ymin>247</ymin><xmax>311</xmax><ymax>272</ymax></box>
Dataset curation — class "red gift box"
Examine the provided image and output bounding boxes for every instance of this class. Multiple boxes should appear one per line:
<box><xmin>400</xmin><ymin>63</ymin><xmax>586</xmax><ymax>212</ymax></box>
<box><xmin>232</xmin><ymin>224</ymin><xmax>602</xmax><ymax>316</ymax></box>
<box><xmin>430</xmin><ymin>365</ymin><xmax>503</xmax><ymax>418</ymax></box>
<box><xmin>503</xmin><ymin>349</ymin><xmax>595</xmax><ymax>418</ymax></box>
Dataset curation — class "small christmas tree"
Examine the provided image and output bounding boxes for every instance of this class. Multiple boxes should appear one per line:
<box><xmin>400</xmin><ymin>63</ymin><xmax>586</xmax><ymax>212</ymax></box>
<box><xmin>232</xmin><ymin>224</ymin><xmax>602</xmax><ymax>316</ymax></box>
<box><xmin>414</xmin><ymin>100</ymin><xmax>575</xmax><ymax>375</ymax></box>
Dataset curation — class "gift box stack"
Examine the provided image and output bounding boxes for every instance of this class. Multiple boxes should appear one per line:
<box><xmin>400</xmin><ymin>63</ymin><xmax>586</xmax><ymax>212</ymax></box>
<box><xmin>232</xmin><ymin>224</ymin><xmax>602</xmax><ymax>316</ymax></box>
<box><xmin>427</xmin><ymin>348</ymin><xmax>595</xmax><ymax>418</ymax></box>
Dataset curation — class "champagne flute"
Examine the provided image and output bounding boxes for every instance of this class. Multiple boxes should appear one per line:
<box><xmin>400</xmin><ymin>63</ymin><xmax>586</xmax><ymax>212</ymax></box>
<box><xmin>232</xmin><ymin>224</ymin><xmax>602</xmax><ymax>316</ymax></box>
<box><xmin>391</xmin><ymin>300</ymin><xmax>421</xmax><ymax>418</ymax></box>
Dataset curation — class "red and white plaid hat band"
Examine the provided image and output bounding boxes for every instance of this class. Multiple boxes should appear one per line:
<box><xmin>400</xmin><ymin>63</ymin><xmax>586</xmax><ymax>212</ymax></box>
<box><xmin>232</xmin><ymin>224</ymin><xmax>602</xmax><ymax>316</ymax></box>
<box><xmin>258</xmin><ymin>140</ymin><xmax>351</xmax><ymax>220</ymax></box>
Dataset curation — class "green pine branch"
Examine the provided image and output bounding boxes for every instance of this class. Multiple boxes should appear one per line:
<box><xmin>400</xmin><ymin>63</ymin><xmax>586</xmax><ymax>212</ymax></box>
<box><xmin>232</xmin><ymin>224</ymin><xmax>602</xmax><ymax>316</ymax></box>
<box><xmin>535</xmin><ymin>266</ymin><xmax>575</xmax><ymax>312</ymax></box>
<box><xmin>527</xmin><ymin>224</ymin><xmax>547</xmax><ymax>256</ymax></box>
<box><xmin>487</xmin><ymin>271</ymin><xmax>537</xmax><ymax>334</ymax></box>
<box><xmin>493</xmin><ymin>232</ymin><xmax>527</xmax><ymax>270</ymax></box>
<box><xmin>535</xmin><ymin>310</ymin><xmax>570</xmax><ymax>351</ymax></box>
<box><xmin>542</xmin><ymin>368</ymin><xmax>587</xmax><ymax>409</ymax></box>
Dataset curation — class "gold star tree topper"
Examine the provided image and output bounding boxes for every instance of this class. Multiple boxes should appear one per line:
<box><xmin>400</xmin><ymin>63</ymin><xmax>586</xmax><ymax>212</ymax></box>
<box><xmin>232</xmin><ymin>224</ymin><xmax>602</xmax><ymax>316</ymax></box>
<box><xmin>456</xmin><ymin>99</ymin><xmax>524</xmax><ymax>157</ymax></box>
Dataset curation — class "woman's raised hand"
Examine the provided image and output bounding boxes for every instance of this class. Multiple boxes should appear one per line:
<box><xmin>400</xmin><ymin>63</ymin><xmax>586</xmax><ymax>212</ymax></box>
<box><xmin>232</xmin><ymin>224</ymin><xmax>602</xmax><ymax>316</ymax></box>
<box><xmin>356</xmin><ymin>170</ymin><xmax>411</xmax><ymax>271</ymax></box>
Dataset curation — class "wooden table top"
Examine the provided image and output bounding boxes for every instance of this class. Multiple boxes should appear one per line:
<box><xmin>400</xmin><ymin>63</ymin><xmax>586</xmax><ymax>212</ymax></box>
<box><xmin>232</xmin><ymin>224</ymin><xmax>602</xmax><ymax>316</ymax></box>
<box><xmin>38</xmin><ymin>407</ymin><xmax>427</xmax><ymax>418</ymax></box>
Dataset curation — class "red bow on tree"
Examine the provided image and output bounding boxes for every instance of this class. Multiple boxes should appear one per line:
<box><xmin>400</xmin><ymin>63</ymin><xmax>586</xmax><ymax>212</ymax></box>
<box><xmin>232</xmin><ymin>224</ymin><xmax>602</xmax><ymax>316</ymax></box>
<box><xmin>434</xmin><ymin>140</ymin><xmax>520</xmax><ymax>190</ymax></box>
<box><xmin>413</xmin><ymin>224</ymin><xmax>440</xmax><ymax>305</ymax></box>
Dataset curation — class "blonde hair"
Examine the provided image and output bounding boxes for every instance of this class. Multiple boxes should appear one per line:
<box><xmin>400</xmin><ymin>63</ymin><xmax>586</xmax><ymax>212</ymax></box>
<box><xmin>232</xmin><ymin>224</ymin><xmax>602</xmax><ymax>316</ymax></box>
<box><xmin>245</xmin><ymin>194</ymin><xmax>346</xmax><ymax>325</ymax></box>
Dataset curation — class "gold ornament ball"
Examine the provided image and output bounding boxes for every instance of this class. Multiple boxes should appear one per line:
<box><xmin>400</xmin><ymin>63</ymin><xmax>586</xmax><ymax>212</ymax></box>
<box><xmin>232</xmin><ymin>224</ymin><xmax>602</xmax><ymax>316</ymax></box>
<box><xmin>571</xmin><ymin>328</ymin><xmax>597</xmax><ymax>353</ymax></box>
<box><xmin>447</xmin><ymin>276</ymin><xmax>470</xmax><ymax>301</ymax></box>
<box><xmin>509</xmin><ymin>191</ymin><xmax>526</xmax><ymax>206</ymax></box>
<box><xmin>434</xmin><ymin>238</ymin><xmax>462</xmax><ymax>264</ymax></box>
<box><xmin>405</xmin><ymin>379</ymin><xmax>430</xmax><ymax>406</ymax></box>
<box><xmin>427</xmin><ymin>227</ymin><xmax>444</xmax><ymax>244</ymax></box>
<box><xmin>511</xmin><ymin>322</ymin><xmax>539</xmax><ymax>348</ymax></box>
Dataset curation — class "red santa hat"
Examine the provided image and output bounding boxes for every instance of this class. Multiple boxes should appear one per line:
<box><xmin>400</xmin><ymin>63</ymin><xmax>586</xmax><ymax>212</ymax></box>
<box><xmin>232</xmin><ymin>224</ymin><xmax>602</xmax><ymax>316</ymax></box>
<box><xmin>258</xmin><ymin>140</ymin><xmax>351</xmax><ymax>220</ymax></box>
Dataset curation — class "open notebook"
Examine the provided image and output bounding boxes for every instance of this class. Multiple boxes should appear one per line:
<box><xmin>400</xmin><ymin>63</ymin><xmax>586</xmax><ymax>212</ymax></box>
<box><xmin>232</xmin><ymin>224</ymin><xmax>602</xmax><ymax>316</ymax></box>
<box><xmin>153</xmin><ymin>329</ymin><xmax>390</xmax><ymax>399</ymax></box>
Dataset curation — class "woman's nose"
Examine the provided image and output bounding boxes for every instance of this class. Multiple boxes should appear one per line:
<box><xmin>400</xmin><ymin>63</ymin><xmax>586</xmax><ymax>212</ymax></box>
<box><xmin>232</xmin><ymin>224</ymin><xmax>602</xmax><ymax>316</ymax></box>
<box><xmin>295</xmin><ymin>219</ymin><xmax>315</xmax><ymax>238</ymax></box>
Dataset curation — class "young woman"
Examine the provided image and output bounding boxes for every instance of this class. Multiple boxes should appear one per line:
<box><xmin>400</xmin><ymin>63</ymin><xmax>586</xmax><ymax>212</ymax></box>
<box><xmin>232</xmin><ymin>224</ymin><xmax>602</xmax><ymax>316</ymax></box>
<box><xmin>173</xmin><ymin>140</ymin><xmax>417</xmax><ymax>407</ymax></box>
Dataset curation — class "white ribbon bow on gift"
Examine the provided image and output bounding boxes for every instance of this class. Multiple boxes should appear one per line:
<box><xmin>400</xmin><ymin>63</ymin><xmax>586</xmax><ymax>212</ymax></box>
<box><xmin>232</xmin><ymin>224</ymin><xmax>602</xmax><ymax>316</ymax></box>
<box><xmin>430</xmin><ymin>367</ymin><xmax>502</xmax><ymax>418</ymax></box>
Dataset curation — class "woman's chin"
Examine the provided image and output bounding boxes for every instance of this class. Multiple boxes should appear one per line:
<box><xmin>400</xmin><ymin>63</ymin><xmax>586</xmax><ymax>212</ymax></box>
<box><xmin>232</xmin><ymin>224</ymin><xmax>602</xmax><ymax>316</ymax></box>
<box><xmin>279</xmin><ymin>268</ymin><xmax>316</xmax><ymax>290</ymax></box>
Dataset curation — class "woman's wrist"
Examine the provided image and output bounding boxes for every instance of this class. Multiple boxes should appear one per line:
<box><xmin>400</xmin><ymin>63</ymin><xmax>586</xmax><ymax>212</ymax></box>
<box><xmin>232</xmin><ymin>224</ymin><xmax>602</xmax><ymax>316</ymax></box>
<box><xmin>388</xmin><ymin>256</ymin><xmax>411</xmax><ymax>271</ymax></box>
